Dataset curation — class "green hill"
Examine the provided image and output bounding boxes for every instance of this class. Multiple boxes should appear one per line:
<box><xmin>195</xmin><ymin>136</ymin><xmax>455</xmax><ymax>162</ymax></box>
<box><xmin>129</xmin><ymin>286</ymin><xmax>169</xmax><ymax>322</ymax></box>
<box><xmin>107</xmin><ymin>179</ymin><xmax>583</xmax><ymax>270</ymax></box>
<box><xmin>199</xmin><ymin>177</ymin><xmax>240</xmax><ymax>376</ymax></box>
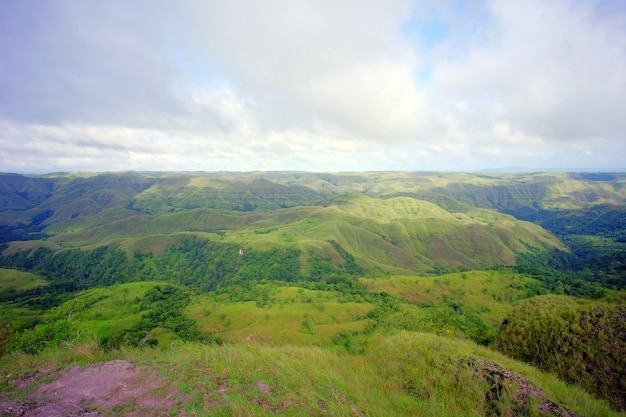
<box><xmin>1</xmin><ymin>170</ymin><xmax>624</xmax><ymax>292</ymax></box>
<box><xmin>12</xmin><ymin>193</ymin><xmax>562</xmax><ymax>274</ymax></box>
<box><xmin>1</xmin><ymin>170</ymin><xmax>625</xmax><ymax>413</ymax></box>
<box><xmin>130</xmin><ymin>176</ymin><xmax>320</xmax><ymax>213</ymax></box>
<box><xmin>0</xmin><ymin>275</ymin><xmax>623</xmax><ymax>415</ymax></box>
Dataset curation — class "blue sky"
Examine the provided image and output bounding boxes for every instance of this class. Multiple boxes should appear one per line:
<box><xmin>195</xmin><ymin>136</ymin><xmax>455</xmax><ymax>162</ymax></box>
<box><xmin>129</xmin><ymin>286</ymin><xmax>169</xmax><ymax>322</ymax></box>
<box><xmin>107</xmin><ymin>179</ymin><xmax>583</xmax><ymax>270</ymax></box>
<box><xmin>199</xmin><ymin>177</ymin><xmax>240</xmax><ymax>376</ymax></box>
<box><xmin>1</xmin><ymin>0</ymin><xmax>625</xmax><ymax>173</ymax></box>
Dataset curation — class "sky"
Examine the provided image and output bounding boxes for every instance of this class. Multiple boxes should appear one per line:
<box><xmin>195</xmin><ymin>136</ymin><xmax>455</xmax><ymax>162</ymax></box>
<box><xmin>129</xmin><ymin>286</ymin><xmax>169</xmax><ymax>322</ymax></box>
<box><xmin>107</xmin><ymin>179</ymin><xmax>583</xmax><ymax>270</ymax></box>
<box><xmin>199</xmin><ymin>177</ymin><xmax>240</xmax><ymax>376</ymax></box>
<box><xmin>1</xmin><ymin>0</ymin><xmax>625</xmax><ymax>173</ymax></box>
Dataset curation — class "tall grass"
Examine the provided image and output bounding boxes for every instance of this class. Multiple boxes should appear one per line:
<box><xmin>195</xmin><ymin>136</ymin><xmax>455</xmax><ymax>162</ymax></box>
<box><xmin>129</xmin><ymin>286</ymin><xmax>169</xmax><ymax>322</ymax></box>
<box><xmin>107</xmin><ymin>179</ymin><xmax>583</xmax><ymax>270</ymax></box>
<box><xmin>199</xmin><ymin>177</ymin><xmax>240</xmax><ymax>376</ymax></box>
<box><xmin>2</xmin><ymin>332</ymin><xmax>621</xmax><ymax>416</ymax></box>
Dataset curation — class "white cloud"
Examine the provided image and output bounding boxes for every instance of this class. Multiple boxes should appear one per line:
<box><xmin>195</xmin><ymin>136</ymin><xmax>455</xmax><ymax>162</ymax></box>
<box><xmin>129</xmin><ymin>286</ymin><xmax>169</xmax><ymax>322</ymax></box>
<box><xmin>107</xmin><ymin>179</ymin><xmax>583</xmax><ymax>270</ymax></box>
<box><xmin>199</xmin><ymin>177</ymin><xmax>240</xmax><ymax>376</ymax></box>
<box><xmin>0</xmin><ymin>0</ymin><xmax>624</xmax><ymax>172</ymax></box>
<box><xmin>303</xmin><ymin>61</ymin><xmax>434</xmax><ymax>141</ymax></box>
<box><xmin>433</xmin><ymin>0</ymin><xmax>626</xmax><ymax>143</ymax></box>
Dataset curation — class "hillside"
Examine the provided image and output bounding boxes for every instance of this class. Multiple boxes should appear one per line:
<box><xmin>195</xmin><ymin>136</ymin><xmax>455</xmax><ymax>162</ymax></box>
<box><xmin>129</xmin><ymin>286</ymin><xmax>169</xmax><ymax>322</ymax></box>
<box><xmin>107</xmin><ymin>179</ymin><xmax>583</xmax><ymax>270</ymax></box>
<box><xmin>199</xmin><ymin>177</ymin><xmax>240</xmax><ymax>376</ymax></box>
<box><xmin>0</xmin><ymin>172</ymin><xmax>572</xmax><ymax>273</ymax></box>
<box><xmin>2</xmin><ymin>170</ymin><xmax>624</xmax><ymax>283</ymax></box>
<box><xmin>1</xmin><ymin>332</ymin><xmax>622</xmax><ymax>416</ymax></box>
<box><xmin>496</xmin><ymin>294</ymin><xmax>626</xmax><ymax>410</ymax></box>
<box><xmin>1</xmin><ymin>170</ymin><xmax>625</xmax><ymax>414</ymax></box>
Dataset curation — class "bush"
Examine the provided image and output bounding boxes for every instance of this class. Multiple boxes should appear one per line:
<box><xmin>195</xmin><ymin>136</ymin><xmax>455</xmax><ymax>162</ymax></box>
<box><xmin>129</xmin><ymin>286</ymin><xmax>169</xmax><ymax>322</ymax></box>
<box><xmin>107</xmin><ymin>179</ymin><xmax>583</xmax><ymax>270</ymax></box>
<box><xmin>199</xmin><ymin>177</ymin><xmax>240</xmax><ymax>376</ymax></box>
<box><xmin>495</xmin><ymin>295</ymin><xmax>626</xmax><ymax>410</ymax></box>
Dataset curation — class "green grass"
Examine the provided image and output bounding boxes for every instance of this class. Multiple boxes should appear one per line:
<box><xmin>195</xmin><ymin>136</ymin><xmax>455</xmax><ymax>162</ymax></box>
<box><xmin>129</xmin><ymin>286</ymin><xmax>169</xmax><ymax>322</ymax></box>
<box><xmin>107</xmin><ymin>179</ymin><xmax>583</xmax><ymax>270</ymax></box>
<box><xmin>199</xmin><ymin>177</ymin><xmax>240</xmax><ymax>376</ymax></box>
<box><xmin>1</xmin><ymin>276</ymin><xmax>624</xmax><ymax>414</ymax></box>
<box><xmin>1</xmin><ymin>332</ymin><xmax>622</xmax><ymax>416</ymax></box>
<box><xmin>53</xmin><ymin>282</ymin><xmax>179</xmax><ymax>342</ymax></box>
<box><xmin>2</xmin><ymin>171</ymin><xmax>626</xmax><ymax>413</ymax></box>
<box><xmin>361</xmin><ymin>270</ymin><xmax>541</xmax><ymax>326</ymax></box>
<box><xmin>187</xmin><ymin>286</ymin><xmax>374</xmax><ymax>345</ymax></box>
<box><xmin>0</xmin><ymin>269</ymin><xmax>49</xmax><ymax>331</ymax></box>
<box><xmin>0</xmin><ymin>268</ymin><xmax>48</xmax><ymax>291</ymax></box>
<box><xmin>496</xmin><ymin>294</ymin><xmax>626</xmax><ymax>410</ymax></box>
<box><xmin>4</xmin><ymin>281</ymin><xmax>375</xmax><ymax>349</ymax></box>
<box><xmin>0</xmin><ymin>271</ymin><xmax>540</xmax><ymax>352</ymax></box>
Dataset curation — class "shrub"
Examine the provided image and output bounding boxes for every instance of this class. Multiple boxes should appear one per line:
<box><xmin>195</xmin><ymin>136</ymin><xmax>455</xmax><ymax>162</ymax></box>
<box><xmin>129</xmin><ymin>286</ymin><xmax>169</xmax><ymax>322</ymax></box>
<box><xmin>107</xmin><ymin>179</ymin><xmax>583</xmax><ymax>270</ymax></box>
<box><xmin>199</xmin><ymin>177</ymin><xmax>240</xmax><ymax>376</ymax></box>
<box><xmin>495</xmin><ymin>295</ymin><xmax>626</xmax><ymax>410</ymax></box>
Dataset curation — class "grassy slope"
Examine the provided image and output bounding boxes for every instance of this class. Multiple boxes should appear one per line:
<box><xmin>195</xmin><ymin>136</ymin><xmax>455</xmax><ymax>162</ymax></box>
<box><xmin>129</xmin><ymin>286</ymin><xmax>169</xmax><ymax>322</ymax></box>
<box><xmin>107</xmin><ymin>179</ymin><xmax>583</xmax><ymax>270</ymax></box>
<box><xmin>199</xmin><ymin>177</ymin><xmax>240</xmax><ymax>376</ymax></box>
<box><xmin>187</xmin><ymin>286</ymin><xmax>374</xmax><ymax>345</ymax></box>
<box><xmin>361</xmin><ymin>270</ymin><xmax>540</xmax><ymax>326</ymax></box>
<box><xmin>16</xmin><ymin>282</ymin><xmax>373</xmax><ymax>347</ymax></box>
<box><xmin>1</xmin><ymin>277</ymin><xmax>624</xmax><ymax>414</ymax></box>
<box><xmin>0</xmin><ymin>174</ymin><xmax>54</xmax><ymax>213</ymax></box>
<box><xmin>225</xmin><ymin>195</ymin><xmax>562</xmax><ymax>272</ymax></box>
<box><xmin>67</xmin><ymin>282</ymin><xmax>168</xmax><ymax>341</ymax></box>
<box><xmin>1</xmin><ymin>171</ymin><xmax>625</xmax><ymax>414</ymax></box>
<box><xmin>1</xmin><ymin>333</ymin><xmax>622</xmax><ymax>416</ymax></box>
<box><xmin>273</xmin><ymin>171</ymin><xmax>626</xmax><ymax>209</ymax></box>
<box><xmin>496</xmin><ymin>294</ymin><xmax>626</xmax><ymax>410</ymax></box>
<box><xmin>38</xmin><ymin>195</ymin><xmax>563</xmax><ymax>274</ymax></box>
<box><xmin>0</xmin><ymin>268</ymin><xmax>47</xmax><ymax>291</ymax></box>
<box><xmin>1</xmin><ymin>270</ymin><xmax>536</xmax><ymax>351</ymax></box>
<box><xmin>4</xmin><ymin>171</ymin><xmax>625</xmax><ymax>222</ymax></box>
<box><xmin>0</xmin><ymin>269</ymin><xmax>49</xmax><ymax>330</ymax></box>
<box><xmin>129</xmin><ymin>176</ymin><xmax>320</xmax><ymax>213</ymax></box>
<box><xmin>6</xmin><ymin>170</ymin><xmax>622</xmax><ymax>275</ymax></box>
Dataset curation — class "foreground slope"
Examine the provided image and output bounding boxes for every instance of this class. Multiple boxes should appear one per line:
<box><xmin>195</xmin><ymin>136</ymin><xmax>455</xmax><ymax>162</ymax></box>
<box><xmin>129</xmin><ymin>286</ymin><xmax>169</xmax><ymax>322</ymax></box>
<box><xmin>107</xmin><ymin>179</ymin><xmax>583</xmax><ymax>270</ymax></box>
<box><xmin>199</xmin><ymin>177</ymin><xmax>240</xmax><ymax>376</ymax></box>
<box><xmin>1</xmin><ymin>333</ymin><xmax>623</xmax><ymax>416</ymax></box>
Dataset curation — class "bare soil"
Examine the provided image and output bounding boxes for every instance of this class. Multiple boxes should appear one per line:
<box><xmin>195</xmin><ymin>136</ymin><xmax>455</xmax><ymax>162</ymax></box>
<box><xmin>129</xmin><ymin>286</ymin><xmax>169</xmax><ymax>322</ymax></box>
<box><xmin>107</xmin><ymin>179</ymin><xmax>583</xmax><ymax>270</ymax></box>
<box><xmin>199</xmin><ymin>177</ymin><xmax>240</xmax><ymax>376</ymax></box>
<box><xmin>1</xmin><ymin>360</ymin><xmax>180</xmax><ymax>416</ymax></box>
<box><xmin>460</xmin><ymin>358</ymin><xmax>582</xmax><ymax>417</ymax></box>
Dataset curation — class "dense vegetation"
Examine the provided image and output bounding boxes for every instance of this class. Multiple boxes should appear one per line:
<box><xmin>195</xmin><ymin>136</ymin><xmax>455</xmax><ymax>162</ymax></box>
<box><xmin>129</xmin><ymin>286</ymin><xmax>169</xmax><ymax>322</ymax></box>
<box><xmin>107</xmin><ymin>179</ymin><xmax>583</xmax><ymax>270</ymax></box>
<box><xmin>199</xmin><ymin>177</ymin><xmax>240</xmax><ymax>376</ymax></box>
<box><xmin>496</xmin><ymin>295</ymin><xmax>626</xmax><ymax>410</ymax></box>
<box><xmin>0</xmin><ymin>170</ymin><xmax>625</xmax><ymax>414</ymax></box>
<box><xmin>0</xmin><ymin>236</ymin><xmax>344</xmax><ymax>296</ymax></box>
<box><xmin>99</xmin><ymin>284</ymin><xmax>208</xmax><ymax>350</ymax></box>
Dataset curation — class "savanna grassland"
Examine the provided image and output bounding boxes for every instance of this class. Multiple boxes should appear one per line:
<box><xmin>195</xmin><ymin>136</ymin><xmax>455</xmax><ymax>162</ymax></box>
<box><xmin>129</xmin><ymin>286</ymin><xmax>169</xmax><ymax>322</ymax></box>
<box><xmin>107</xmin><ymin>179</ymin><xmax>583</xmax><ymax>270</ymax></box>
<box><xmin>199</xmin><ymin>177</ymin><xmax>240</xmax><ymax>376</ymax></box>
<box><xmin>0</xmin><ymin>171</ymin><xmax>625</xmax><ymax>416</ymax></box>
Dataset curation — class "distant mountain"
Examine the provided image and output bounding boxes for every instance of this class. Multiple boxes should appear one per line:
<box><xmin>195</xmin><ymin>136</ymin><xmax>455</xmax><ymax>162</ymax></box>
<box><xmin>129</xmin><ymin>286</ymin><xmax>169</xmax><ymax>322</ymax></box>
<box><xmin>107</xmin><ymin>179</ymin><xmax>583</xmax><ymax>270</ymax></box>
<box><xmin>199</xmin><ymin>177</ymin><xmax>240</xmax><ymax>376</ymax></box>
<box><xmin>479</xmin><ymin>167</ymin><xmax>626</xmax><ymax>173</ymax></box>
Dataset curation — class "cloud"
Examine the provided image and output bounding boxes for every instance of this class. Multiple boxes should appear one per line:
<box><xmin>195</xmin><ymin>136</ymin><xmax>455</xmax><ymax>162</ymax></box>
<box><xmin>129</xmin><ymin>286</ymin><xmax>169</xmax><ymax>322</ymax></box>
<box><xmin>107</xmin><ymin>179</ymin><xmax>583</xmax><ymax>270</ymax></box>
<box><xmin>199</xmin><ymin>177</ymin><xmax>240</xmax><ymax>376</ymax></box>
<box><xmin>171</xmin><ymin>0</ymin><xmax>431</xmax><ymax>140</ymax></box>
<box><xmin>0</xmin><ymin>2</ymin><xmax>180</xmax><ymax>125</ymax></box>
<box><xmin>0</xmin><ymin>0</ymin><xmax>625</xmax><ymax>173</ymax></box>
<box><xmin>433</xmin><ymin>0</ymin><xmax>626</xmax><ymax>143</ymax></box>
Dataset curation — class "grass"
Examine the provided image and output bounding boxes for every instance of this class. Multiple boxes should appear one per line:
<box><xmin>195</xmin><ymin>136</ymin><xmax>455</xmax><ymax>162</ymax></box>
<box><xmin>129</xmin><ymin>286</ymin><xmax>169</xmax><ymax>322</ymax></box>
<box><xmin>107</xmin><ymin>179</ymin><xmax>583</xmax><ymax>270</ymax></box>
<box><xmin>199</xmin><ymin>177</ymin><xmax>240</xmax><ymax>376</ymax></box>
<box><xmin>1</xmin><ymin>332</ymin><xmax>622</xmax><ymax>416</ymax></box>
<box><xmin>3</xmin><ymin>281</ymin><xmax>373</xmax><ymax>348</ymax></box>
<box><xmin>0</xmin><ymin>270</ymin><xmax>539</xmax><ymax>351</ymax></box>
<box><xmin>187</xmin><ymin>286</ymin><xmax>374</xmax><ymax>345</ymax></box>
<box><xmin>0</xmin><ymin>269</ymin><xmax>50</xmax><ymax>329</ymax></box>
<box><xmin>58</xmin><ymin>282</ymin><xmax>176</xmax><ymax>341</ymax></box>
<box><xmin>361</xmin><ymin>270</ymin><xmax>540</xmax><ymax>326</ymax></box>
<box><xmin>2</xmin><ymin>171</ymin><xmax>626</xmax><ymax>413</ymax></box>
<box><xmin>0</xmin><ymin>268</ymin><xmax>47</xmax><ymax>291</ymax></box>
<box><xmin>1</xmin><ymin>273</ymin><xmax>624</xmax><ymax>415</ymax></box>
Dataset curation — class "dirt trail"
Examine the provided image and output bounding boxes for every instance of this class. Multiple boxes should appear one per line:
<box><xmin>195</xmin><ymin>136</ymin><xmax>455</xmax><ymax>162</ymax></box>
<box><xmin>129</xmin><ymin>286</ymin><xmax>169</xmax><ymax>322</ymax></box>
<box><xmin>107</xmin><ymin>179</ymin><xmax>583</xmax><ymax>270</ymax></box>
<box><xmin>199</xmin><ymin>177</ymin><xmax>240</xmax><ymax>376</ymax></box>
<box><xmin>1</xmin><ymin>360</ymin><xmax>179</xmax><ymax>416</ymax></box>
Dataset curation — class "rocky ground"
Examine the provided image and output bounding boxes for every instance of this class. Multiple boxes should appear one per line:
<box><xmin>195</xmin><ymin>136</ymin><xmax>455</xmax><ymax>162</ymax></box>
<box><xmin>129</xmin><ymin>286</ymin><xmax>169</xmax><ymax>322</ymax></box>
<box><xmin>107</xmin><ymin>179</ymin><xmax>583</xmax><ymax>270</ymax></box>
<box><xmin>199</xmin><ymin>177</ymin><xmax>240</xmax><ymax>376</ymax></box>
<box><xmin>1</xmin><ymin>360</ymin><xmax>179</xmax><ymax>416</ymax></box>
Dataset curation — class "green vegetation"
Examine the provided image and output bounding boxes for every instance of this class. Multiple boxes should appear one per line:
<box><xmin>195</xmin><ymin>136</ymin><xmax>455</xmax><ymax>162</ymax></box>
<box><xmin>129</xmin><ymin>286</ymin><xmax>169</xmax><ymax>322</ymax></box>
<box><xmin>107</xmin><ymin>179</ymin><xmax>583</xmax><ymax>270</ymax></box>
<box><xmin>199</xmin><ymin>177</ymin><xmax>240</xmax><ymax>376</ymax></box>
<box><xmin>2</xmin><ymin>282</ymin><xmax>213</xmax><ymax>354</ymax></box>
<box><xmin>496</xmin><ymin>294</ymin><xmax>626</xmax><ymax>410</ymax></box>
<box><xmin>99</xmin><ymin>284</ymin><xmax>209</xmax><ymax>349</ymax></box>
<box><xmin>1</xmin><ymin>170</ymin><xmax>625</xmax><ymax>413</ymax></box>
<box><xmin>0</xmin><ymin>268</ymin><xmax>47</xmax><ymax>291</ymax></box>
<box><xmin>1</xmin><ymin>172</ymin><xmax>570</xmax><ymax>275</ymax></box>
<box><xmin>187</xmin><ymin>284</ymin><xmax>374</xmax><ymax>345</ymax></box>
<box><xmin>1</xmin><ymin>333</ymin><xmax>623</xmax><ymax>416</ymax></box>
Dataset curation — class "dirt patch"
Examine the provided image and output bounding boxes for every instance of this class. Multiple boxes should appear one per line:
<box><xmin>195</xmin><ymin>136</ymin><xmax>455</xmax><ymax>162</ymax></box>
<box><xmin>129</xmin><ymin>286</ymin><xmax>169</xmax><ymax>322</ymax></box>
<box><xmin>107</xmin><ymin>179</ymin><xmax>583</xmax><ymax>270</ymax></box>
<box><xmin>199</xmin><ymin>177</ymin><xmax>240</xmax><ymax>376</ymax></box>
<box><xmin>1</xmin><ymin>360</ymin><xmax>180</xmax><ymax>416</ymax></box>
<box><xmin>255</xmin><ymin>380</ymin><xmax>273</xmax><ymax>396</ymax></box>
<box><xmin>459</xmin><ymin>358</ymin><xmax>582</xmax><ymax>417</ymax></box>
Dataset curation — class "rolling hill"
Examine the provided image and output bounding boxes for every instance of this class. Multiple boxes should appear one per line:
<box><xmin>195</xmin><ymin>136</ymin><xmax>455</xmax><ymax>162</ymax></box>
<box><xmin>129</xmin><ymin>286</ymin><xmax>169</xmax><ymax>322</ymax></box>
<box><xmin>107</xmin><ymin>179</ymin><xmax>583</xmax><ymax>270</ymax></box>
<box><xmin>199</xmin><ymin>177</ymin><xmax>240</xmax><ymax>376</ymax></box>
<box><xmin>1</xmin><ymin>170</ymin><xmax>625</xmax><ymax>414</ymax></box>
<box><xmin>0</xmin><ymin>172</ymin><xmax>573</xmax><ymax>274</ymax></box>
